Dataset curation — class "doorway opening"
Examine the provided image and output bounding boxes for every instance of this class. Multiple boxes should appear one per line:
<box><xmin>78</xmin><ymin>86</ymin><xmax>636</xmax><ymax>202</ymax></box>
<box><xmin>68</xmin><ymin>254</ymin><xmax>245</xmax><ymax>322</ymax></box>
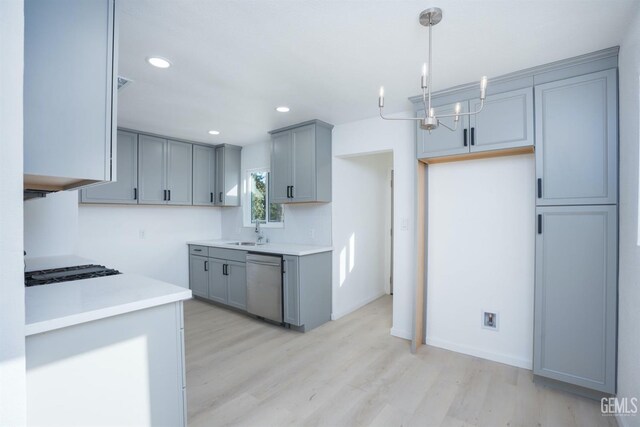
<box><xmin>333</xmin><ymin>151</ymin><xmax>394</xmax><ymax>327</ymax></box>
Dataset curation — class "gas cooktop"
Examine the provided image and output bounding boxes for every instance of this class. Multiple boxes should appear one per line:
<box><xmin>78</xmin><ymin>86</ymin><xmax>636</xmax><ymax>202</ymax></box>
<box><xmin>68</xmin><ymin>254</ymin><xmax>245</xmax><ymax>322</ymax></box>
<box><xmin>25</xmin><ymin>264</ymin><xmax>122</xmax><ymax>287</ymax></box>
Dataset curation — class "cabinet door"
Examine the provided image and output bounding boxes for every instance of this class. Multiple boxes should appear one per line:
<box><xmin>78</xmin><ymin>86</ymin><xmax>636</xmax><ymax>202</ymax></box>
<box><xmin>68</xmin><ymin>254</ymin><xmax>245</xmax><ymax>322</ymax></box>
<box><xmin>81</xmin><ymin>131</ymin><xmax>138</xmax><ymax>204</ymax></box>
<box><xmin>193</xmin><ymin>145</ymin><xmax>215</xmax><ymax>206</ymax></box>
<box><xmin>24</xmin><ymin>0</ymin><xmax>116</xmax><ymax>184</ymax></box>
<box><xmin>535</xmin><ymin>69</ymin><xmax>617</xmax><ymax>205</ymax></box>
<box><xmin>138</xmin><ymin>135</ymin><xmax>167</xmax><ymax>204</ymax></box>
<box><xmin>166</xmin><ymin>140</ymin><xmax>193</xmax><ymax>205</ymax></box>
<box><xmin>223</xmin><ymin>147</ymin><xmax>241</xmax><ymax>207</ymax></box>
<box><xmin>469</xmin><ymin>87</ymin><xmax>534</xmax><ymax>152</ymax></box>
<box><xmin>416</xmin><ymin>102</ymin><xmax>469</xmax><ymax>159</ymax></box>
<box><xmin>207</xmin><ymin>259</ymin><xmax>227</xmax><ymax>304</ymax></box>
<box><xmin>215</xmin><ymin>146</ymin><xmax>225</xmax><ymax>205</ymax></box>
<box><xmin>534</xmin><ymin>205</ymin><xmax>617</xmax><ymax>393</ymax></box>
<box><xmin>291</xmin><ymin>125</ymin><xmax>316</xmax><ymax>202</ymax></box>
<box><xmin>215</xmin><ymin>146</ymin><xmax>241</xmax><ymax>207</ymax></box>
<box><xmin>226</xmin><ymin>261</ymin><xmax>247</xmax><ymax>311</ymax></box>
<box><xmin>189</xmin><ymin>255</ymin><xmax>209</xmax><ymax>299</ymax></box>
<box><xmin>283</xmin><ymin>256</ymin><xmax>301</xmax><ymax>326</ymax></box>
<box><xmin>270</xmin><ymin>131</ymin><xmax>293</xmax><ymax>204</ymax></box>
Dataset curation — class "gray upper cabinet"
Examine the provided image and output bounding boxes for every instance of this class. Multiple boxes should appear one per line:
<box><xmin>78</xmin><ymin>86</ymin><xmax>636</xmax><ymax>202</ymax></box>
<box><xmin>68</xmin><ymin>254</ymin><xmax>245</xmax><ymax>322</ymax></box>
<box><xmin>535</xmin><ymin>69</ymin><xmax>618</xmax><ymax>205</ymax></box>
<box><xmin>469</xmin><ymin>87</ymin><xmax>534</xmax><ymax>152</ymax></box>
<box><xmin>138</xmin><ymin>136</ymin><xmax>193</xmax><ymax>205</ymax></box>
<box><xmin>417</xmin><ymin>87</ymin><xmax>533</xmax><ymax>160</ymax></box>
<box><xmin>534</xmin><ymin>205</ymin><xmax>617</xmax><ymax>394</ymax></box>
<box><xmin>81</xmin><ymin>131</ymin><xmax>138</xmax><ymax>204</ymax></box>
<box><xmin>24</xmin><ymin>0</ymin><xmax>117</xmax><ymax>192</ymax></box>
<box><xmin>192</xmin><ymin>145</ymin><xmax>216</xmax><ymax>206</ymax></box>
<box><xmin>138</xmin><ymin>135</ymin><xmax>168</xmax><ymax>204</ymax></box>
<box><xmin>215</xmin><ymin>145</ymin><xmax>242</xmax><ymax>207</ymax></box>
<box><xmin>416</xmin><ymin>102</ymin><xmax>469</xmax><ymax>159</ymax></box>
<box><xmin>271</xmin><ymin>132</ymin><xmax>293</xmax><ymax>203</ymax></box>
<box><xmin>166</xmin><ymin>140</ymin><xmax>193</xmax><ymax>206</ymax></box>
<box><xmin>189</xmin><ymin>255</ymin><xmax>209</xmax><ymax>299</ymax></box>
<box><xmin>269</xmin><ymin>120</ymin><xmax>333</xmax><ymax>204</ymax></box>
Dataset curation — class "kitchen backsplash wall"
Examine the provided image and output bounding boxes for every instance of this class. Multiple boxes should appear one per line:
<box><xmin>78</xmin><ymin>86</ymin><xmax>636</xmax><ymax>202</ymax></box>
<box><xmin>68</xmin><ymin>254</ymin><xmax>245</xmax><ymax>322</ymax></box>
<box><xmin>220</xmin><ymin>202</ymin><xmax>332</xmax><ymax>246</ymax></box>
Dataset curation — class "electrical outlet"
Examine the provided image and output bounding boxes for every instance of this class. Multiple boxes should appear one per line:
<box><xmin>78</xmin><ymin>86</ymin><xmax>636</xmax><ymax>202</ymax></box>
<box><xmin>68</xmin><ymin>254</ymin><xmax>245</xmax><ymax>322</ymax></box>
<box><xmin>309</xmin><ymin>228</ymin><xmax>315</xmax><ymax>239</ymax></box>
<box><xmin>139</xmin><ymin>230</ymin><xmax>146</xmax><ymax>239</ymax></box>
<box><xmin>482</xmin><ymin>310</ymin><xmax>499</xmax><ymax>331</ymax></box>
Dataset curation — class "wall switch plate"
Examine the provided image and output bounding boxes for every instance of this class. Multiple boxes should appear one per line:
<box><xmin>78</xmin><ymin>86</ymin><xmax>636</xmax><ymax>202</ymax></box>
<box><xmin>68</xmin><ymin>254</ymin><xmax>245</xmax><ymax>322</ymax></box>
<box><xmin>482</xmin><ymin>310</ymin><xmax>499</xmax><ymax>331</ymax></box>
<box><xmin>138</xmin><ymin>230</ymin><xmax>146</xmax><ymax>239</ymax></box>
<box><xmin>400</xmin><ymin>218</ymin><xmax>409</xmax><ymax>231</ymax></box>
<box><xmin>309</xmin><ymin>229</ymin><xmax>315</xmax><ymax>239</ymax></box>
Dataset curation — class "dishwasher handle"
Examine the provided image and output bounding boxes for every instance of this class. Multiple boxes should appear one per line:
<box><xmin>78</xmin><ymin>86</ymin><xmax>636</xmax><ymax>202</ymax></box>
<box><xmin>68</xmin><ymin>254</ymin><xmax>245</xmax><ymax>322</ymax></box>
<box><xmin>247</xmin><ymin>260</ymin><xmax>281</xmax><ymax>267</ymax></box>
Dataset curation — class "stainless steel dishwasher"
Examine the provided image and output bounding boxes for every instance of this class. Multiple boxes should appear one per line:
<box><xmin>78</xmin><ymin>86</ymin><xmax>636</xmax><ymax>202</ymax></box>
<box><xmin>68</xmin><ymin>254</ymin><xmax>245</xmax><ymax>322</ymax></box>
<box><xmin>246</xmin><ymin>253</ymin><xmax>283</xmax><ymax>323</ymax></box>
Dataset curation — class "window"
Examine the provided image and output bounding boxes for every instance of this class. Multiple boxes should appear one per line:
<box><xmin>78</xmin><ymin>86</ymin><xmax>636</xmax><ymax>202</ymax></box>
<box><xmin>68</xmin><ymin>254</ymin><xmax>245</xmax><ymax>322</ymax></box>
<box><xmin>246</xmin><ymin>169</ymin><xmax>283</xmax><ymax>227</ymax></box>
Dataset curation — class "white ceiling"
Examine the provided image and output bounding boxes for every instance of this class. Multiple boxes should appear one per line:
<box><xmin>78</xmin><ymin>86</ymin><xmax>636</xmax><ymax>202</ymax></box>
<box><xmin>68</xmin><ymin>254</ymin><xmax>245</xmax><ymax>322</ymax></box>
<box><xmin>117</xmin><ymin>0</ymin><xmax>638</xmax><ymax>146</ymax></box>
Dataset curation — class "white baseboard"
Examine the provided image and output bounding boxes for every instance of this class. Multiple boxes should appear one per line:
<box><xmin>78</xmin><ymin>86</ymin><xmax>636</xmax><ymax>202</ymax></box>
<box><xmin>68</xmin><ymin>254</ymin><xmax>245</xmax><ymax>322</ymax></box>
<box><xmin>425</xmin><ymin>336</ymin><xmax>532</xmax><ymax>370</ymax></box>
<box><xmin>331</xmin><ymin>291</ymin><xmax>386</xmax><ymax>320</ymax></box>
<box><xmin>390</xmin><ymin>327</ymin><xmax>412</xmax><ymax>340</ymax></box>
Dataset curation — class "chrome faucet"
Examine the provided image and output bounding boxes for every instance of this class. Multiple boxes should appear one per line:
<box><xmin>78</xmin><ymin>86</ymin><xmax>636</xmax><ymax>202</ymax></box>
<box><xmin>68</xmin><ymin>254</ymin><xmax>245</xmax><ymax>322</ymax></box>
<box><xmin>255</xmin><ymin>220</ymin><xmax>265</xmax><ymax>244</ymax></box>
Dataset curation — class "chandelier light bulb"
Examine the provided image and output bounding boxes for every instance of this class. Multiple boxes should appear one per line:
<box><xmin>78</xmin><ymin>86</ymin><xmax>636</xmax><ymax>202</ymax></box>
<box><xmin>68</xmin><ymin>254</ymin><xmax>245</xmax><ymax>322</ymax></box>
<box><xmin>378</xmin><ymin>86</ymin><xmax>385</xmax><ymax>108</ymax></box>
<box><xmin>421</xmin><ymin>63</ymin><xmax>428</xmax><ymax>88</ymax></box>
<box><xmin>429</xmin><ymin>108</ymin><xmax>435</xmax><ymax>118</ymax></box>
<box><xmin>454</xmin><ymin>102</ymin><xmax>461</xmax><ymax>121</ymax></box>
<box><xmin>480</xmin><ymin>76</ymin><xmax>488</xmax><ymax>99</ymax></box>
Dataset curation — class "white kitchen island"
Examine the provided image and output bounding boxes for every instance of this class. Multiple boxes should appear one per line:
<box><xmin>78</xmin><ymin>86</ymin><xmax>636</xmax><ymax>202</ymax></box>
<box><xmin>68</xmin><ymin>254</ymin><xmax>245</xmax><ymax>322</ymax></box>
<box><xmin>25</xmin><ymin>256</ymin><xmax>191</xmax><ymax>427</ymax></box>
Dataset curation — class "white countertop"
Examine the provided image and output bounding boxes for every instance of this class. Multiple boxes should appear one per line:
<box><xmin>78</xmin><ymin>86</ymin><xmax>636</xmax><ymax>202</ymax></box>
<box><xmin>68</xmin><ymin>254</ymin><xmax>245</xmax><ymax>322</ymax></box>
<box><xmin>25</xmin><ymin>256</ymin><xmax>192</xmax><ymax>336</ymax></box>
<box><xmin>186</xmin><ymin>239</ymin><xmax>333</xmax><ymax>256</ymax></box>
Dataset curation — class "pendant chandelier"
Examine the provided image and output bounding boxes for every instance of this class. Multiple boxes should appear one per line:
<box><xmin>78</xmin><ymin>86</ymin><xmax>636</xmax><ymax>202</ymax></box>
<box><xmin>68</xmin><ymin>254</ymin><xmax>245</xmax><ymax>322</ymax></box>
<box><xmin>378</xmin><ymin>7</ymin><xmax>488</xmax><ymax>131</ymax></box>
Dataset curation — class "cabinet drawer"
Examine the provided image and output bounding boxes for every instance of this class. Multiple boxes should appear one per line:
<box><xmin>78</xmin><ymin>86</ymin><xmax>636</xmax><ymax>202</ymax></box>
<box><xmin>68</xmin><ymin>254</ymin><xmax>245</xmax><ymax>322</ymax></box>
<box><xmin>189</xmin><ymin>245</ymin><xmax>208</xmax><ymax>256</ymax></box>
<box><xmin>208</xmin><ymin>247</ymin><xmax>247</xmax><ymax>262</ymax></box>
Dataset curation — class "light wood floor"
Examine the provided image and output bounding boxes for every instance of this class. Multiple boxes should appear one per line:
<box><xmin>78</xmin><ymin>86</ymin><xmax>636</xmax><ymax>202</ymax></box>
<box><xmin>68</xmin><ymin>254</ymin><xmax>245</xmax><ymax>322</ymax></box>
<box><xmin>184</xmin><ymin>296</ymin><xmax>616</xmax><ymax>427</ymax></box>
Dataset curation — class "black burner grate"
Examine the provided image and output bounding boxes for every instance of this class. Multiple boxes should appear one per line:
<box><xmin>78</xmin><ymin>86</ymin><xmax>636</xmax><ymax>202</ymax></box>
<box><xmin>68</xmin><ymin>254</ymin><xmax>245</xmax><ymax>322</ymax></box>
<box><xmin>25</xmin><ymin>264</ymin><xmax>121</xmax><ymax>287</ymax></box>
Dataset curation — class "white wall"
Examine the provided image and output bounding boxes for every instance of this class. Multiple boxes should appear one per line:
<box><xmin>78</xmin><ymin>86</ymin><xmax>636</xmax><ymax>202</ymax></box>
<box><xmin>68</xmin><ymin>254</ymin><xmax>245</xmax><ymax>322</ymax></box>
<box><xmin>617</xmin><ymin>6</ymin><xmax>640</xmax><ymax>427</ymax></box>
<box><xmin>0</xmin><ymin>0</ymin><xmax>26</xmax><ymax>423</ymax></box>
<box><xmin>332</xmin><ymin>113</ymin><xmax>416</xmax><ymax>339</ymax></box>
<box><xmin>426</xmin><ymin>155</ymin><xmax>535</xmax><ymax>369</ymax></box>
<box><xmin>77</xmin><ymin>205</ymin><xmax>222</xmax><ymax>287</ymax></box>
<box><xmin>23</xmin><ymin>191</ymin><xmax>79</xmax><ymax>257</ymax></box>
<box><xmin>220</xmin><ymin>142</ymin><xmax>332</xmax><ymax>246</ymax></box>
<box><xmin>23</xmin><ymin>193</ymin><xmax>222</xmax><ymax>289</ymax></box>
<box><xmin>332</xmin><ymin>152</ymin><xmax>393</xmax><ymax>320</ymax></box>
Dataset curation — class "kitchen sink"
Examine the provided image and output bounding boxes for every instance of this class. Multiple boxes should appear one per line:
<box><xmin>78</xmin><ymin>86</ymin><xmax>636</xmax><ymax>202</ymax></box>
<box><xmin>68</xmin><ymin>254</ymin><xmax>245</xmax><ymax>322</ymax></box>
<box><xmin>225</xmin><ymin>241</ymin><xmax>265</xmax><ymax>247</ymax></box>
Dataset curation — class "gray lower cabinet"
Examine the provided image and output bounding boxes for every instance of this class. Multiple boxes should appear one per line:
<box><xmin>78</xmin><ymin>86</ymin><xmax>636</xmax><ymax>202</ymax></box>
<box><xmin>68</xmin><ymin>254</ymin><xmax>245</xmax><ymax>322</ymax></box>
<box><xmin>226</xmin><ymin>261</ymin><xmax>247</xmax><ymax>311</ymax></box>
<box><xmin>139</xmin><ymin>136</ymin><xmax>193</xmax><ymax>205</ymax></box>
<box><xmin>81</xmin><ymin>131</ymin><xmax>138</xmax><ymax>204</ymax></box>
<box><xmin>535</xmin><ymin>69</ymin><xmax>618</xmax><ymax>205</ymax></box>
<box><xmin>534</xmin><ymin>205</ymin><xmax>617</xmax><ymax>394</ymax></box>
<box><xmin>188</xmin><ymin>255</ymin><xmax>209</xmax><ymax>299</ymax></box>
<box><xmin>269</xmin><ymin>120</ymin><xmax>333</xmax><ymax>204</ymax></box>
<box><xmin>283</xmin><ymin>252</ymin><xmax>332</xmax><ymax>331</ymax></box>
<box><xmin>215</xmin><ymin>144</ymin><xmax>242</xmax><ymax>207</ymax></box>
<box><xmin>189</xmin><ymin>247</ymin><xmax>247</xmax><ymax>310</ymax></box>
<box><xmin>193</xmin><ymin>145</ymin><xmax>216</xmax><ymax>206</ymax></box>
<box><xmin>24</xmin><ymin>0</ymin><xmax>117</xmax><ymax>191</ymax></box>
<box><xmin>416</xmin><ymin>87</ymin><xmax>534</xmax><ymax>160</ymax></box>
<box><xmin>208</xmin><ymin>258</ymin><xmax>228</xmax><ymax>304</ymax></box>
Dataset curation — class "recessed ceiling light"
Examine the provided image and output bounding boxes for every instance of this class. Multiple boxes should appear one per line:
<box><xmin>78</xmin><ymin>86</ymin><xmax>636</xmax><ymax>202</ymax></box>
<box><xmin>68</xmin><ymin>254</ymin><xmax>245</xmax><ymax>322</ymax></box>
<box><xmin>208</xmin><ymin>130</ymin><xmax>220</xmax><ymax>135</ymax></box>
<box><xmin>146</xmin><ymin>56</ymin><xmax>171</xmax><ymax>69</ymax></box>
<box><xmin>276</xmin><ymin>106</ymin><xmax>290</xmax><ymax>113</ymax></box>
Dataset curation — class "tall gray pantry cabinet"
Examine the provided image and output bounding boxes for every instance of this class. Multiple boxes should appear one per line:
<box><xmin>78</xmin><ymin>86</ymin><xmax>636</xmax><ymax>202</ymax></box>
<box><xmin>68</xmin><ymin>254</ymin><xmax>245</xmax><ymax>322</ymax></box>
<box><xmin>533</xmin><ymin>68</ymin><xmax>618</xmax><ymax>395</ymax></box>
<box><xmin>413</xmin><ymin>48</ymin><xmax>619</xmax><ymax>396</ymax></box>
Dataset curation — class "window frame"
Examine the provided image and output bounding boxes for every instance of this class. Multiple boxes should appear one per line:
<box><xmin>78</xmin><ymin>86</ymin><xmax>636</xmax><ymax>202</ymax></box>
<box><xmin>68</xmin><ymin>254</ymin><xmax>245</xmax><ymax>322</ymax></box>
<box><xmin>243</xmin><ymin>167</ymin><xmax>284</xmax><ymax>229</ymax></box>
